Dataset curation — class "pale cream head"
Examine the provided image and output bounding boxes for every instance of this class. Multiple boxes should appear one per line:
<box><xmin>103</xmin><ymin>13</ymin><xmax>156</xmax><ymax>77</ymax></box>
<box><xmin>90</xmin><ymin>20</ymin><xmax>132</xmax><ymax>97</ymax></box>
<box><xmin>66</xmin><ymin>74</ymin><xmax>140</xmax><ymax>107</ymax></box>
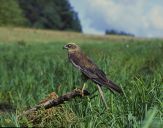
<box><xmin>63</xmin><ymin>43</ymin><xmax>80</xmax><ymax>52</ymax></box>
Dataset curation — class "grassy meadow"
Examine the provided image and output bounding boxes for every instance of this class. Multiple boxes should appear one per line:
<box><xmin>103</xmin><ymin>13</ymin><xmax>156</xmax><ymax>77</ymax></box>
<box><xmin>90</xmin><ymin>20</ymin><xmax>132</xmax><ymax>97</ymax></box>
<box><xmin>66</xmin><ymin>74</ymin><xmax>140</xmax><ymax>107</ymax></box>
<box><xmin>0</xmin><ymin>27</ymin><xmax>162</xmax><ymax>127</ymax></box>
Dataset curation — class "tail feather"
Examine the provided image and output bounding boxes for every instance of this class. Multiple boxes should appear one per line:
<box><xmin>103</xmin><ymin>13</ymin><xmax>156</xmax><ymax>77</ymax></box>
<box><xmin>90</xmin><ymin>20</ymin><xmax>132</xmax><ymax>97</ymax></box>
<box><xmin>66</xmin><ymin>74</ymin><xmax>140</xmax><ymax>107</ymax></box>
<box><xmin>107</xmin><ymin>80</ymin><xmax>123</xmax><ymax>94</ymax></box>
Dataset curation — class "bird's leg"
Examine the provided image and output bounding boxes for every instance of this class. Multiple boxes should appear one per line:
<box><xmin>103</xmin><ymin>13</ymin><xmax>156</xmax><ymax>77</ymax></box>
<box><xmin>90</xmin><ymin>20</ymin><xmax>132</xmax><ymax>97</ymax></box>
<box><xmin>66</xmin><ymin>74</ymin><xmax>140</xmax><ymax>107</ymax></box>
<box><xmin>81</xmin><ymin>83</ymin><xmax>86</xmax><ymax>96</ymax></box>
<box><xmin>96</xmin><ymin>85</ymin><xmax>108</xmax><ymax>109</ymax></box>
<box><xmin>81</xmin><ymin>73</ymin><xmax>89</xmax><ymax>96</ymax></box>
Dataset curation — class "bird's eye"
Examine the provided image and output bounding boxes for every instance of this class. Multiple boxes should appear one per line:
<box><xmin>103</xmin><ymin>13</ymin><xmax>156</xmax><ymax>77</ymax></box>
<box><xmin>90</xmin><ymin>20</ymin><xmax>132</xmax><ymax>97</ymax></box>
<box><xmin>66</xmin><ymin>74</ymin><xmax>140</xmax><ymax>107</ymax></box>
<box><xmin>68</xmin><ymin>44</ymin><xmax>72</xmax><ymax>48</ymax></box>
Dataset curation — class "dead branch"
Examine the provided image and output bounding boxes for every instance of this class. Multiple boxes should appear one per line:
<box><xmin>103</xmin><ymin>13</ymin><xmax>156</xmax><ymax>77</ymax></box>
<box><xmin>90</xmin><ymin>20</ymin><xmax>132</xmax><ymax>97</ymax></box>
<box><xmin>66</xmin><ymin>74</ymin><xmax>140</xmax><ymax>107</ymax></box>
<box><xmin>22</xmin><ymin>89</ymin><xmax>90</xmax><ymax>115</ymax></box>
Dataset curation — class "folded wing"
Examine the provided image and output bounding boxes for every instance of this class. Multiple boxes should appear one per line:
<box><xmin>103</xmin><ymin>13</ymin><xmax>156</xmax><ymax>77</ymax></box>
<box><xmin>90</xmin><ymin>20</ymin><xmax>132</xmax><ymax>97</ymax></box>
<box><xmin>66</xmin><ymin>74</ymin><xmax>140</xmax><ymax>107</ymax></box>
<box><xmin>69</xmin><ymin>52</ymin><xmax>122</xmax><ymax>94</ymax></box>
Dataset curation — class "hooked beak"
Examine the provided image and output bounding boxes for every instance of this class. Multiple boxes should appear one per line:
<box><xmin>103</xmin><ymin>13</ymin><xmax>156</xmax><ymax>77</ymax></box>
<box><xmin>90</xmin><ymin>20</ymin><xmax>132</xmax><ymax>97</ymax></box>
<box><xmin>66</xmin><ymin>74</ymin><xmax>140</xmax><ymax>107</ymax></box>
<box><xmin>63</xmin><ymin>45</ymin><xmax>68</xmax><ymax>49</ymax></box>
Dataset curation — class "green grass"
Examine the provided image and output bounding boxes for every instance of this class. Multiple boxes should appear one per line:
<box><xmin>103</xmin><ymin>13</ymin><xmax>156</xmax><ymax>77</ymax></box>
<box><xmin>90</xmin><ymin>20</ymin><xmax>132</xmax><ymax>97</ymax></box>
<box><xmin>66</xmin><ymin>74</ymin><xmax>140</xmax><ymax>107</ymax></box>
<box><xmin>0</xmin><ymin>28</ymin><xmax>163</xmax><ymax>127</ymax></box>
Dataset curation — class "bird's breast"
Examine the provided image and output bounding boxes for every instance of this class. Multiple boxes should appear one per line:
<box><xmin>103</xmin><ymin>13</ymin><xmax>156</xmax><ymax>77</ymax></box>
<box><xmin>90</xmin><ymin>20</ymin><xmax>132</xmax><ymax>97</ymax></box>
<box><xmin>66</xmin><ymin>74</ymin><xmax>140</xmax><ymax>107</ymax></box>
<box><xmin>68</xmin><ymin>52</ymin><xmax>82</xmax><ymax>69</ymax></box>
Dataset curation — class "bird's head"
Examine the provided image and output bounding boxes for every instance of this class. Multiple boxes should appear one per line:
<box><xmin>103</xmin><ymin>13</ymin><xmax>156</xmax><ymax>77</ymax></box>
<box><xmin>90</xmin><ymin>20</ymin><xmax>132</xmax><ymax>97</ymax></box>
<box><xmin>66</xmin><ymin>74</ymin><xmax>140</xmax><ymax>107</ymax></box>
<box><xmin>63</xmin><ymin>43</ymin><xmax>80</xmax><ymax>52</ymax></box>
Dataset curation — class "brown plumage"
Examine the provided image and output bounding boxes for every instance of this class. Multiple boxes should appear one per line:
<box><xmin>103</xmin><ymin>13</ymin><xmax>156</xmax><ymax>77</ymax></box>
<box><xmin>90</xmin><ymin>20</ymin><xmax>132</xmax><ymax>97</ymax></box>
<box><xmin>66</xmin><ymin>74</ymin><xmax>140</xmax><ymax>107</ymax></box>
<box><xmin>63</xmin><ymin>43</ymin><xmax>122</xmax><ymax>94</ymax></box>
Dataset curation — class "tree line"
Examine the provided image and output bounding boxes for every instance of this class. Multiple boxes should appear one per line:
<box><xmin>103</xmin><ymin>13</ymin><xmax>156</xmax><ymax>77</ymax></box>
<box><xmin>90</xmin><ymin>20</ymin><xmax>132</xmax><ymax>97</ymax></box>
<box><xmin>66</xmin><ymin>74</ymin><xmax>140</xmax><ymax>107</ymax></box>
<box><xmin>0</xmin><ymin>0</ymin><xmax>82</xmax><ymax>32</ymax></box>
<box><xmin>105</xmin><ymin>29</ymin><xmax>134</xmax><ymax>37</ymax></box>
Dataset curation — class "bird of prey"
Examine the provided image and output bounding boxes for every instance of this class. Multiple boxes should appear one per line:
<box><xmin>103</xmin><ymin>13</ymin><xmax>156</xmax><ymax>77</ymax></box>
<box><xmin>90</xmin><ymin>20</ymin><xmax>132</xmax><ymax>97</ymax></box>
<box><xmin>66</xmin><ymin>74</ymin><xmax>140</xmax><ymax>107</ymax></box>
<box><xmin>63</xmin><ymin>43</ymin><xmax>122</xmax><ymax>108</ymax></box>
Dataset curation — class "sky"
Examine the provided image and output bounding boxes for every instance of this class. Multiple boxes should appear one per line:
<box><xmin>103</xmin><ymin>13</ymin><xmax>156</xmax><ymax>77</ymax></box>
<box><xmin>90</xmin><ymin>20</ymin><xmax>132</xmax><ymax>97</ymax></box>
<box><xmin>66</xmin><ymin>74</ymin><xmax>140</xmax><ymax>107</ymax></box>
<box><xmin>69</xmin><ymin>0</ymin><xmax>163</xmax><ymax>37</ymax></box>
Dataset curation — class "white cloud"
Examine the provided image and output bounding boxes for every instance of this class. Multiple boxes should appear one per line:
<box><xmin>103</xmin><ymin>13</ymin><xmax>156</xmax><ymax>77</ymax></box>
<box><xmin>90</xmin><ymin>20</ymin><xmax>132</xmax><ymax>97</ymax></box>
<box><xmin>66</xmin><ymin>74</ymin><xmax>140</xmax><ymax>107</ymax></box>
<box><xmin>70</xmin><ymin>0</ymin><xmax>163</xmax><ymax>37</ymax></box>
<box><xmin>148</xmin><ymin>6</ymin><xmax>163</xmax><ymax>29</ymax></box>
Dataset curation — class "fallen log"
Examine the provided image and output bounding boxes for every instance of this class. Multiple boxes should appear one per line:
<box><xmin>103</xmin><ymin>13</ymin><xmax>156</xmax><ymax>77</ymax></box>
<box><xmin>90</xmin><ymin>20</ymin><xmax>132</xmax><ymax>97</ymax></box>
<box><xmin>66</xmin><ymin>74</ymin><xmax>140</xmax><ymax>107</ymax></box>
<box><xmin>22</xmin><ymin>88</ymin><xmax>90</xmax><ymax>115</ymax></box>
